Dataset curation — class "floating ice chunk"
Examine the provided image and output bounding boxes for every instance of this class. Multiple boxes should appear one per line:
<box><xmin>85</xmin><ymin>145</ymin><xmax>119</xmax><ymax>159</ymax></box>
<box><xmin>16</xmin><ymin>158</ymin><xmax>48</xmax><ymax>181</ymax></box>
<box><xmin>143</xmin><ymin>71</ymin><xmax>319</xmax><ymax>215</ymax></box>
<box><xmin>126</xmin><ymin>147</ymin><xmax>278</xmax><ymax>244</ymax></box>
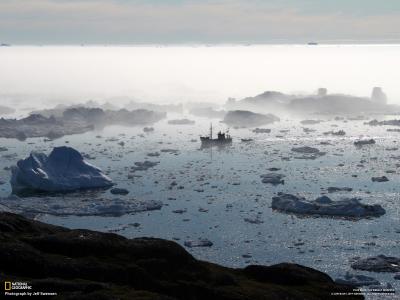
<box><xmin>110</xmin><ymin>188</ymin><xmax>129</xmax><ymax>195</ymax></box>
<box><xmin>371</xmin><ymin>176</ymin><xmax>389</xmax><ymax>182</ymax></box>
<box><xmin>271</xmin><ymin>193</ymin><xmax>385</xmax><ymax>218</ymax></box>
<box><xmin>184</xmin><ymin>239</ymin><xmax>213</xmax><ymax>248</ymax></box>
<box><xmin>260</xmin><ymin>173</ymin><xmax>285</xmax><ymax>185</ymax></box>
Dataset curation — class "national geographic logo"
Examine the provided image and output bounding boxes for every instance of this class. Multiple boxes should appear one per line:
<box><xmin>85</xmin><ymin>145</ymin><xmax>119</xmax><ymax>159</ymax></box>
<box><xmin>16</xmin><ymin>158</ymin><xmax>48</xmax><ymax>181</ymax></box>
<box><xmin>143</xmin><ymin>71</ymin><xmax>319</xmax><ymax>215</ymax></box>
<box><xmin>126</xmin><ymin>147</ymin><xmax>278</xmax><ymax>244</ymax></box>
<box><xmin>4</xmin><ymin>281</ymin><xmax>32</xmax><ymax>291</ymax></box>
<box><xmin>4</xmin><ymin>280</ymin><xmax>58</xmax><ymax>297</ymax></box>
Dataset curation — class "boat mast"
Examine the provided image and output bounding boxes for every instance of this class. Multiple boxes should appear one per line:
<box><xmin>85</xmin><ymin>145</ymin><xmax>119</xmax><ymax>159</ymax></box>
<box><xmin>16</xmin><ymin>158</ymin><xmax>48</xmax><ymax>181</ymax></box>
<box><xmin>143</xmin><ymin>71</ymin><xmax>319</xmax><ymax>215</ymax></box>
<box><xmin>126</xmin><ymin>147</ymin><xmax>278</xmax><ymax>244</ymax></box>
<box><xmin>210</xmin><ymin>123</ymin><xmax>213</xmax><ymax>139</ymax></box>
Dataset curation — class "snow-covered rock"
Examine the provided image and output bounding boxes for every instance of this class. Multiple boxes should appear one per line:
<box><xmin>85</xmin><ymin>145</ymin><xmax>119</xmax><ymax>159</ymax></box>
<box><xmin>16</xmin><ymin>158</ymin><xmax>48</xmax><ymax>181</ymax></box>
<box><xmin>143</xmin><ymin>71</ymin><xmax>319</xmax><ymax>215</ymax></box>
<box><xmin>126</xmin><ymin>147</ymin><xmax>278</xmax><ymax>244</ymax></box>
<box><xmin>11</xmin><ymin>146</ymin><xmax>113</xmax><ymax>193</ymax></box>
<box><xmin>271</xmin><ymin>193</ymin><xmax>385</xmax><ymax>218</ymax></box>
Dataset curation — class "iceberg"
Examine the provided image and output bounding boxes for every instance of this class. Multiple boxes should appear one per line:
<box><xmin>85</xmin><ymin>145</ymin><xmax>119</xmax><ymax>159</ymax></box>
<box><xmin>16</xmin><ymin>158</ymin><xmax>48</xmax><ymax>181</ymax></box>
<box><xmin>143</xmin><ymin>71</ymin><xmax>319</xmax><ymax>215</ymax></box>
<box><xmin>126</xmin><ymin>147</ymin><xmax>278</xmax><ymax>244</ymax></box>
<box><xmin>11</xmin><ymin>146</ymin><xmax>113</xmax><ymax>193</ymax></box>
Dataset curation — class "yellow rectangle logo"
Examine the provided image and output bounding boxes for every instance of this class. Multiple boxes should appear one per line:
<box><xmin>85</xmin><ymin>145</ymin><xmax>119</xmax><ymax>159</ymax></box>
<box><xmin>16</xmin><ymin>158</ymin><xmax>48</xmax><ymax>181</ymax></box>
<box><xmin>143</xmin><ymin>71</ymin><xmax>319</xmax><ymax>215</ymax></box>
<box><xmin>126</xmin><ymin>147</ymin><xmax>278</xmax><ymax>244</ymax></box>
<box><xmin>5</xmin><ymin>282</ymin><xmax>12</xmax><ymax>291</ymax></box>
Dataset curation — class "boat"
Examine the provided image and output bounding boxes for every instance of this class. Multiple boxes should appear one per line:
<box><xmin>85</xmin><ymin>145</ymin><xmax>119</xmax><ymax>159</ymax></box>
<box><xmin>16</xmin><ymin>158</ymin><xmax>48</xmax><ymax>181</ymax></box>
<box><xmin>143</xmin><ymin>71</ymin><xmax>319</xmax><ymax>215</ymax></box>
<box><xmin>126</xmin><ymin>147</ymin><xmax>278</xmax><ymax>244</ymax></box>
<box><xmin>200</xmin><ymin>124</ymin><xmax>232</xmax><ymax>147</ymax></box>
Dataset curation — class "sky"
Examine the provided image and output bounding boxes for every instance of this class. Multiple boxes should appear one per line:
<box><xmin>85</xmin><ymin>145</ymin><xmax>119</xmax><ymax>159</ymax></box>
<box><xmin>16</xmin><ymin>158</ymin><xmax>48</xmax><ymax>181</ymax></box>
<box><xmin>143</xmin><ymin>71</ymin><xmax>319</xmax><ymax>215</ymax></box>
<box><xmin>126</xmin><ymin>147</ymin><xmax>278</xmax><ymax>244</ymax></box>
<box><xmin>1</xmin><ymin>0</ymin><xmax>400</xmax><ymax>44</ymax></box>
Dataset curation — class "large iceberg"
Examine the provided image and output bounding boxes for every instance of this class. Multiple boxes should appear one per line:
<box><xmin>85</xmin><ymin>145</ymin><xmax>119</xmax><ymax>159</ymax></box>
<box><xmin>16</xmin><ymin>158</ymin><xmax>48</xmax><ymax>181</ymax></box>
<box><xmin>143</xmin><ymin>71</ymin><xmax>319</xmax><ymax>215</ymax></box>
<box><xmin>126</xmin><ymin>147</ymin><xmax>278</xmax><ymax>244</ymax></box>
<box><xmin>11</xmin><ymin>146</ymin><xmax>113</xmax><ymax>193</ymax></box>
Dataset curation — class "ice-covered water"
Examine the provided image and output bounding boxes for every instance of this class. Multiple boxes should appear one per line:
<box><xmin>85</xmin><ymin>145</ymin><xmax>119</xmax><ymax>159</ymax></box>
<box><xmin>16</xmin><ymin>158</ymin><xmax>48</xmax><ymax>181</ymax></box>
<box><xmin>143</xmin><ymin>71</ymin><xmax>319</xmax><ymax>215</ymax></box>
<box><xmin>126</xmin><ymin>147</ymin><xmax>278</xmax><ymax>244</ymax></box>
<box><xmin>0</xmin><ymin>116</ymin><xmax>399</xmax><ymax>297</ymax></box>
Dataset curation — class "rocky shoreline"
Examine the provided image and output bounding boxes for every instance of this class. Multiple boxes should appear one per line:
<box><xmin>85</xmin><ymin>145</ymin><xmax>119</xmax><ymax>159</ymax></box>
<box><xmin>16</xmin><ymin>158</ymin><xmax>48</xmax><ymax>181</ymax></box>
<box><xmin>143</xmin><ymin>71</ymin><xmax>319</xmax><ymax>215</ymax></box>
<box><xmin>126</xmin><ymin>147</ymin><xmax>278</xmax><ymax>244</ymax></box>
<box><xmin>0</xmin><ymin>212</ymin><xmax>362</xmax><ymax>299</ymax></box>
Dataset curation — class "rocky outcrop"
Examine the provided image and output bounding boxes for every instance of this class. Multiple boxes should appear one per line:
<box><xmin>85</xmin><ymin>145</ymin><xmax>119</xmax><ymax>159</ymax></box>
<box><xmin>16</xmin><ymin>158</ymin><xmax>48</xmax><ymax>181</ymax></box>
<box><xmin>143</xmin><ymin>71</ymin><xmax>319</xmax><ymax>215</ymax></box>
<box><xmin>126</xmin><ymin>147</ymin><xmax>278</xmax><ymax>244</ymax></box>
<box><xmin>10</xmin><ymin>146</ymin><xmax>113</xmax><ymax>194</ymax></box>
<box><xmin>0</xmin><ymin>212</ymin><xmax>361</xmax><ymax>299</ymax></box>
<box><xmin>272</xmin><ymin>193</ymin><xmax>385</xmax><ymax>219</ymax></box>
<box><xmin>223</xmin><ymin>110</ymin><xmax>280</xmax><ymax>128</ymax></box>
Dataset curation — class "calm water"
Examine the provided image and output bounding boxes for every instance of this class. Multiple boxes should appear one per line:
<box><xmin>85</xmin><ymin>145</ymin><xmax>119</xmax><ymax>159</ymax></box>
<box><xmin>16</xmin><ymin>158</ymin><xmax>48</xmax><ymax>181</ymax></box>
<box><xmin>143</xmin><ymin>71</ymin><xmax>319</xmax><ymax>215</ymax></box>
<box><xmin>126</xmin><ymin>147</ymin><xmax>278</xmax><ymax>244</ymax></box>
<box><xmin>0</xmin><ymin>116</ymin><xmax>399</xmax><ymax>299</ymax></box>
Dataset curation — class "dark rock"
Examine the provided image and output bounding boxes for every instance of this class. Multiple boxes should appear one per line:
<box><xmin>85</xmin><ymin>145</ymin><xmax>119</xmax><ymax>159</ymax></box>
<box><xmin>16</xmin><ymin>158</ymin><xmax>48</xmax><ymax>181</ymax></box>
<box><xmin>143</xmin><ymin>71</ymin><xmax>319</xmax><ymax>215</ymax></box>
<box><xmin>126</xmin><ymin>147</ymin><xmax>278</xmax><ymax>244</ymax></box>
<box><xmin>0</xmin><ymin>212</ymin><xmax>361</xmax><ymax>300</ymax></box>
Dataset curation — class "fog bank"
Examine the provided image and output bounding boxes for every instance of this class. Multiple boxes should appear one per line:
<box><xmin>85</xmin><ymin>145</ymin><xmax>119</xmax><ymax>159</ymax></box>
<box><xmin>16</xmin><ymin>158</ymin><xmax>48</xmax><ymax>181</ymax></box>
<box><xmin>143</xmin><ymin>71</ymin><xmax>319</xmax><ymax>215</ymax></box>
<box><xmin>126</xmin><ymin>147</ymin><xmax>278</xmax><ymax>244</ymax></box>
<box><xmin>0</xmin><ymin>45</ymin><xmax>399</xmax><ymax>109</ymax></box>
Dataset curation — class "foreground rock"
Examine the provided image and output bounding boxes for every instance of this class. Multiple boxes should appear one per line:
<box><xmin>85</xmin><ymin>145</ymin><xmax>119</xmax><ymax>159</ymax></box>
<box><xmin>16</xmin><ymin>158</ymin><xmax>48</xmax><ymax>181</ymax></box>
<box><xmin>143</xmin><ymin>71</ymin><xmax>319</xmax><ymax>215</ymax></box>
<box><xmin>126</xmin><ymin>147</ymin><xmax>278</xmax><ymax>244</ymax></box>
<box><xmin>351</xmin><ymin>255</ymin><xmax>400</xmax><ymax>273</ymax></box>
<box><xmin>272</xmin><ymin>193</ymin><xmax>385</xmax><ymax>219</ymax></box>
<box><xmin>11</xmin><ymin>146</ymin><xmax>113</xmax><ymax>194</ymax></box>
<box><xmin>0</xmin><ymin>212</ymin><xmax>361</xmax><ymax>299</ymax></box>
<box><xmin>223</xmin><ymin>110</ymin><xmax>280</xmax><ymax>127</ymax></box>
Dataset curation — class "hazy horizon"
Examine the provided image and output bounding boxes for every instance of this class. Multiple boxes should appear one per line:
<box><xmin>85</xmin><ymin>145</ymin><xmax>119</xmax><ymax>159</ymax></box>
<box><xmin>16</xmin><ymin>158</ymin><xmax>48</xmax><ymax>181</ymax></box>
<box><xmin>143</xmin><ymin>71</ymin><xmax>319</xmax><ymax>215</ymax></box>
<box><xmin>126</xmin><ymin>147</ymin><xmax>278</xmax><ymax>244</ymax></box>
<box><xmin>0</xmin><ymin>44</ymin><xmax>399</xmax><ymax>109</ymax></box>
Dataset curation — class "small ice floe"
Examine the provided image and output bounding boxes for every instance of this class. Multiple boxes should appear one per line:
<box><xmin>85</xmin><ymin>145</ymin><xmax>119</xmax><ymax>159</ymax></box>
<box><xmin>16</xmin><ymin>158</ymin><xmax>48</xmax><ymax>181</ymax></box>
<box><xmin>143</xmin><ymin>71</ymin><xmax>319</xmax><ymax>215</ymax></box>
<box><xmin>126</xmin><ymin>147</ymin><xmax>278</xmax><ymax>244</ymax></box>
<box><xmin>244</xmin><ymin>217</ymin><xmax>264</xmax><ymax>224</ymax></box>
<box><xmin>160</xmin><ymin>149</ymin><xmax>179</xmax><ymax>154</ymax></box>
<box><xmin>110</xmin><ymin>188</ymin><xmax>129</xmax><ymax>195</ymax></box>
<box><xmin>260</xmin><ymin>173</ymin><xmax>285</xmax><ymax>185</ymax></box>
<box><xmin>335</xmin><ymin>272</ymin><xmax>380</xmax><ymax>287</ymax></box>
<box><xmin>10</xmin><ymin>146</ymin><xmax>113</xmax><ymax>193</ymax></box>
<box><xmin>354</xmin><ymin>139</ymin><xmax>376</xmax><ymax>147</ymax></box>
<box><xmin>291</xmin><ymin>146</ymin><xmax>326</xmax><ymax>159</ymax></box>
<box><xmin>184</xmin><ymin>239</ymin><xmax>213</xmax><ymax>248</ymax></box>
<box><xmin>351</xmin><ymin>255</ymin><xmax>400</xmax><ymax>272</ymax></box>
<box><xmin>327</xmin><ymin>187</ymin><xmax>353</xmax><ymax>193</ymax></box>
<box><xmin>252</xmin><ymin>128</ymin><xmax>271</xmax><ymax>133</ymax></box>
<box><xmin>371</xmin><ymin>176</ymin><xmax>389</xmax><ymax>182</ymax></box>
<box><xmin>300</xmin><ymin>120</ymin><xmax>322</xmax><ymax>125</ymax></box>
<box><xmin>0</xmin><ymin>195</ymin><xmax>162</xmax><ymax>217</ymax></box>
<box><xmin>271</xmin><ymin>193</ymin><xmax>385</xmax><ymax>218</ymax></box>
<box><xmin>147</xmin><ymin>152</ymin><xmax>160</xmax><ymax>157</ymax></box>
<box><xmin>143</xmin><ymin>127</ymin><xmax>154</xmax><ymax>132</ymax></box>
<box><xmin>323</xmin><ymin>130</ymin><xmax>346</xmax><ymax>136</ymax></box>
<box><xmin>131</xmin><ymin>161</ymin><xmax>159</xmax><ymax>172</ymax></box>
<box><xmin>291</xmin><ymin>146</ymin><xmax>322</xmax><ymax>154</ymax></box>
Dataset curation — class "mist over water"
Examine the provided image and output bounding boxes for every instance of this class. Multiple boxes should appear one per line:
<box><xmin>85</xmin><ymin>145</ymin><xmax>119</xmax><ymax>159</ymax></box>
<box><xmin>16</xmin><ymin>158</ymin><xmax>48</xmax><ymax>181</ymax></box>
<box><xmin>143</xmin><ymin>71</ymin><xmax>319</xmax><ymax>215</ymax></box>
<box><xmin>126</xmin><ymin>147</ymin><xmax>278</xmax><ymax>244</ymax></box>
<box><xmin>0</xmin><ymin>44</ymin><xmax>399</xmax><ymax>109</ymax></box>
